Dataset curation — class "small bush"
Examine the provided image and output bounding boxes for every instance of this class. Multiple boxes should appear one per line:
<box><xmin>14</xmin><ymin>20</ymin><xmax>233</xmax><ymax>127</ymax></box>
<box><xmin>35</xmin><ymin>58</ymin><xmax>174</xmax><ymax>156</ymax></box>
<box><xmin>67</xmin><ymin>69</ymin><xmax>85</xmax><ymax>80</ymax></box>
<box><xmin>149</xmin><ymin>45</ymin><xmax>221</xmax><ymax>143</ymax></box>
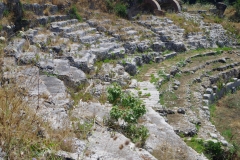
<box><xmin>107</xmin><ymin>83</ymin><xmax>122</xmax><ymax>105</ymax></box>
<box><xmin>114</xmin><ymin>3</ymin><xmax>127</xmax><ymax>18</ymax></box>
<box><xmin>69</xmin><ymin>5</ymin><xmax>82</xmax><ymax>22</ymax></box>
<box><xmin>235</xmin><ymin>0</ymin><xmax>240</xmax><ymax>16</ymax></box>
<box><xmin>125</xmin><ymin>124</ymin><xmax>149</xmax><ymax>146</ymax></box>
<box><xmin>107</xmin><ymin>83</ymin><xmax>149</xmax><ymax>146</ymax></box>
<box><xmin>109</xmin><ymin>92</ymin><xmax>146</xmax><ymax>124</ymax></box>
<box><xmin>204</xmin><ymin>141</ymin><xmax>224</xmax><ymax>160</ymax></box>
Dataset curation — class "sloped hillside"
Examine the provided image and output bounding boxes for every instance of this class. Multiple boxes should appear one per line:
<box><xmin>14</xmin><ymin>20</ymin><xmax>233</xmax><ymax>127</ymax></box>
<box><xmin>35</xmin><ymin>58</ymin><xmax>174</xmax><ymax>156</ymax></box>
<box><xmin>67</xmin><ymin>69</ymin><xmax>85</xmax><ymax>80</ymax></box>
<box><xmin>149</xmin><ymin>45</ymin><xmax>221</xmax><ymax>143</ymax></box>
<box><xmin>0</xmin><ymin>0</ymin><xmax>240</xmax><ymax>159</ymax></box>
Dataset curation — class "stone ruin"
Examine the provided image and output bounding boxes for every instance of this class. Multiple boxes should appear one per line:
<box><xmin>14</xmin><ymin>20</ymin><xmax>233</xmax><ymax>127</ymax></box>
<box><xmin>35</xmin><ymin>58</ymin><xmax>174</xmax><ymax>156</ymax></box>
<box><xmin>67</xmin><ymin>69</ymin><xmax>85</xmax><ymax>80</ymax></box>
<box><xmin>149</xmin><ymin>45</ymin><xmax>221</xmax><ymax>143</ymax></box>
<box><xmin>142</xmin><ymin>0</ymin><xmax>181</xmax><ymax>15</ymax></box>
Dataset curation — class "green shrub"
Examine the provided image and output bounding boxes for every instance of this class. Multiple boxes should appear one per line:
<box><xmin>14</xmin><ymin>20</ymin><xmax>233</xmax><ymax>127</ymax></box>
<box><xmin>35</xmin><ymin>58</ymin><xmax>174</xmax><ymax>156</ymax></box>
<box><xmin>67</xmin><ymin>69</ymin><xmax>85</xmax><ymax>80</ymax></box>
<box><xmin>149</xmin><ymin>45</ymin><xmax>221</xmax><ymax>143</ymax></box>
<box><xmin>107</xmin><ymin>83</ymin><xmax>149</xmax><ymax>146</ymax></box>
<box><xmin>125</xmin><ymin>124</ymin><xmax>149</xmax><ymax>146</ymax></box>
<box><xmin>69</xmin><ymin>5</ymin><xmax>82</xmax><ymax>22</ymax></box>
<box><xmin>204</xmin><ymin>141</ymin><xmax>224</xmax><ymax>160</ymax></box>
<box><xmin>114</xmin><ymin>3</ymin><xmax>127</xmax><ymax>18</ymax></box>
<box><xmin>109</xmin><ymin>90</ymin><xmax>146</xmax><ymax>124</ymax></box>
<box><xmin>107</xmin><ymin>83</ymin><xmax>122</xmax><ymax>105</ymax></box>
<box><xmin>235</xmin><ymin>0</ymin><xmax>240</xmax><ymax>16</ymax></box>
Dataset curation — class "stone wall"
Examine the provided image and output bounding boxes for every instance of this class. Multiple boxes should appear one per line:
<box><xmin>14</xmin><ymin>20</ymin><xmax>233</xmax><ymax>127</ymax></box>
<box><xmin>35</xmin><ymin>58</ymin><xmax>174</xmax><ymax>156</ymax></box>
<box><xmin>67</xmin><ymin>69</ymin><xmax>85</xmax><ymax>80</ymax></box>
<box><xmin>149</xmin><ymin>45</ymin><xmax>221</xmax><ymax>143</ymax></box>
<box><xmin>203</xmin><ymin>78</ymin><xmax>240</xmax><ymax>105</ymax></box>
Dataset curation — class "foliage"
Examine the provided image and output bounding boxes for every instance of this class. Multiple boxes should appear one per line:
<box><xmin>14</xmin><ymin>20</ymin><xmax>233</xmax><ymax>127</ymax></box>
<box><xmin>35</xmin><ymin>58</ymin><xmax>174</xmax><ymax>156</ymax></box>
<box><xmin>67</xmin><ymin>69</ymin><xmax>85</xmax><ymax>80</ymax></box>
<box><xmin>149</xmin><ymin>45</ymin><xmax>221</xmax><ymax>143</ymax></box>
<box><xmin>109</xmin><ymin>88</ymin><xmax>146</xmax><ymax>124</ymax></box>
<box><xmin>69</xmin><ymin>5</ymin><xmax>82</xmax><ymax>22</ymax></box>
<box><xmin>204</xmin><ymin>141</ymin><xmax>224</xmax><ymax>160</ymax></box>
<box><xmin>114</xmin><ymin>3</ymin><xmax>127</xmax><ymax>18</ymax></box>
<box><xmin>176</xmin><ymin>59</ymin><xmax>186</xmax><ymax>67</ymax></box>
<box><xmin>158</xmin><ymin>70</ymin><xmax>168</xmax><ymax>81</ymax></box>
<box><xmin>107</xmin><ymin>83</ymin><xmax>122</xmax><ymax>105</ymax></box>
<box><xmin>107</xmin><ymin>83</ymin><xmax>149</xmax><ymax>146</ymax></box>
<box><xmin>185</xmin><ymin>138</ymin><xmax>205</xmax><ymax>154</ymax></box>
<box><xmin>185</xmin><ymin>138</ymin><xmax>231</xmax><ymax>160</ymax></box>
<box><xmin>235</xmin><ymin>0</ymin><xmax>240</xmax><ymax>16</ymax></box>
<box><xmin>124</xmin><ymin>124</ymin><xmax>149</xmax><ymax>146</ymax></box>
<box><xmin>150</xmin><ymin>74</ymin><xmax>159</xmax><ymax>83</ymax></box>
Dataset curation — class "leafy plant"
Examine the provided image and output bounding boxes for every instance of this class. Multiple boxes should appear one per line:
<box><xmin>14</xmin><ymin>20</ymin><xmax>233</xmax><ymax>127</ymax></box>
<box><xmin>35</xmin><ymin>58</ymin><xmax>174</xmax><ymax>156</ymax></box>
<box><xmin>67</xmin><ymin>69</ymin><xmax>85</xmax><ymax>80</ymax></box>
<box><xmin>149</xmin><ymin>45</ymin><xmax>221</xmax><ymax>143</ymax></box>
<box><xmin>109</xmin><ymin>91</ymin><xmax>146</xmax><ymax>124</ymax></box>
<box><xmin>114</xmin><ymin>3</ymin><xmax>127</xmax><ymax>18</ymax></box>
<box><xmin>69</xmin><ymin>5</ymin><xmax>82</xmax><ymax>22</ymax></box>
<box><xmin>204</xmin><ymin>141</ymin><xmax>223</xmax><ymax>160</ymax></box>
<box><xmin>107</xmin><ymin>83</ymin><xmax>149</xmax><ymax>146</ymax></box>
<box><xmin>125</xmin><ymin>124</ymin><xmax>149</xmax><ymax>146</ymax></box>
<box><xmin>107</xmin><ymin>83</ymin><xmax>122</xmax><ymax>105</ymax></box>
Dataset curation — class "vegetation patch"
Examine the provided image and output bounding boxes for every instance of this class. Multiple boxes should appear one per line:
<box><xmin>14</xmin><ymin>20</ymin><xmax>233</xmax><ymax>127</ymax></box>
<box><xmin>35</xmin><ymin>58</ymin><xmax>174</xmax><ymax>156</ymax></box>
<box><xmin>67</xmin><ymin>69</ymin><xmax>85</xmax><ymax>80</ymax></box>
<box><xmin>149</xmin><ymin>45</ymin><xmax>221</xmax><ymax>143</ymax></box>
<box><xmin>210</xmin><ymin>90</ymin><xmax>240</xmax><ymax>158</ymax></box>
<box><xmin>105</xmin><ymin>0</ymin><xmax>127</xmax><ymax>18</ymax></box>
<box><xmin>166</xmin><ymin>13</ymin><xmax>202</xmax><ymax>34</ymax></box>
<box><xmin>69</xmin><ymin>83</ymin><xmax>93</xmax><ymax>105</ymax></box>
<box><xmin>69</xmin><ymin>5</ymin><xmax>82</xmax><ymax>22</ymax></box>
<box><xmin>0</xmin><ymin>85</ymin><xmax>63</xmax><ymax>159</ymax></box>
<box><xmin>107</xmin><ymin>83</ymin><xmax>149</xmax><ymax>146</ymax></box>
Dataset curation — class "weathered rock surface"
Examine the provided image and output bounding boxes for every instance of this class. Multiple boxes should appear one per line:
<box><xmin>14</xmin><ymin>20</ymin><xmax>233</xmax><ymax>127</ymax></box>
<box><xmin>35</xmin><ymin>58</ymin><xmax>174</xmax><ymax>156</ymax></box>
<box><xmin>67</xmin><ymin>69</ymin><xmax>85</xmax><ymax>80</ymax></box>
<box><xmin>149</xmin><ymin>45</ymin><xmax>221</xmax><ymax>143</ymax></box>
<box><xmin>2</xmin><ymin>4</ymin><xmax>238</xmax><ymax>159</ymax></box>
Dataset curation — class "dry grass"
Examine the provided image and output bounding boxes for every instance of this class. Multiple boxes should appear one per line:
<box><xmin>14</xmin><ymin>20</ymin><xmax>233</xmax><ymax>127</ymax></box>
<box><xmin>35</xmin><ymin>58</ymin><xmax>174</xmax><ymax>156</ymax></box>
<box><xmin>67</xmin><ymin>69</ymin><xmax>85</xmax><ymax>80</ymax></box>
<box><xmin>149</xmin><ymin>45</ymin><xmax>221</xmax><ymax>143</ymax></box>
<box><xmin>0</xmin><ymin>85</ymin><xmax>55</xmax><ymax>159</ymax></box>
<box><xmin>202</xmin><ymin>14</ymin><xmax>240</xmax><ymax>42</ymax></box>
<box><xmin>23</xmin><ymin>11</ymin><xmax>37</xmax><ymax>20</ymax></box>
<box><xmin>0</xmin><ymin>44</ymin><xmax>76</xmax><ymax>159</ymax></box>
<box><xmin>43</xmin><ymin>7</ymin><xmax>51</xmax><ymax>16</ymax></box>
<box><xmin>152</xmin><ymin>142</ymin><xmax>188</xmax><ymax>160</ymax></box>
<box><xmin>19</xmin><ymin>0</ymin><xmax>63</xmax><ymax>5</ymax></box>
<box><xmin>183</xmin><ymin>3</ymin><xmax>214</xmax><ymax>11</ymax></box>
<box><xmin>166</xmin><ymin>13</ymin><xmax>202</xmax><ymax>34</ymax></box>
<box><xmin>213</xmin><ymin>91</ymin><xmax>240</xmax><ymax>155</ymax></box>
<box><xmin>0</xmin><ymin>82</ymin><xmax>78</xmax><ymax>159</ymax></box>
<box><xmin>182</xmin><ymin>4</ymin><xmax>240</xmax><ymax>42</ymax></box>
<box><xmin>52</xmin><ymin>0</ymin><xmax>66</xmax><ymax>6</ymax></box>
<box><xmin>60</xmin><ymin>138</ymin><xmax>76</xmax><ymax>153</ymax></box>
